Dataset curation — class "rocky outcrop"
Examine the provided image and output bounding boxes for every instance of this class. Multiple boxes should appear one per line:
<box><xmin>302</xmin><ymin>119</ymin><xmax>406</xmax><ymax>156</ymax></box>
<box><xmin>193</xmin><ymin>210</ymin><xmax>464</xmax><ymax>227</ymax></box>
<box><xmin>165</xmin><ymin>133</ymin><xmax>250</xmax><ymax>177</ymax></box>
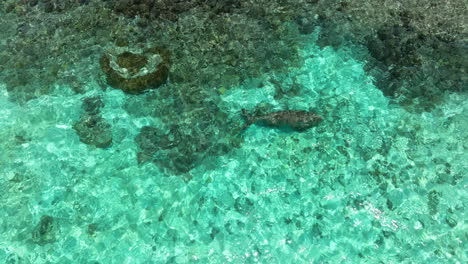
<box><xmin>100</xmin><ymin>46</ymin><xmax>170</xmax><ymax>94</ymax></box>
<box><xmin>73</xmin><ymin>97</ymin><xmax>113</xmax><ymax>148</ymax></box>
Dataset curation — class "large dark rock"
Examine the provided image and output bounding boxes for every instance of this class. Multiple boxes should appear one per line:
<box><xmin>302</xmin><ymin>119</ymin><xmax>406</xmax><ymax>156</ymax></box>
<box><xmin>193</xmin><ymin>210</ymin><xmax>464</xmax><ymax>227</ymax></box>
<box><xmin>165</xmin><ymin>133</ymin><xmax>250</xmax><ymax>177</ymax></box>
<box><xmin>100</xmin><ymin>46</ymin><xmax>170</xmax><ymax>94</ymax></box>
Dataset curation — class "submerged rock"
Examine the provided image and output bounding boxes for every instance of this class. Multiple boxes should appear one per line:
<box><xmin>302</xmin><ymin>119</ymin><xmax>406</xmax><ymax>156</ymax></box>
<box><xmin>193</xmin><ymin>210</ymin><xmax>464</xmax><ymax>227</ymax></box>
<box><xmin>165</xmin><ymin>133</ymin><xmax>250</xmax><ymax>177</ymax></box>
<box><xmin>73</xmin><ymin>96</ymin><xmax>112</xmax><ymax>148</ymax></box>
<box><xmin>82</xmin><ymin>96</ymin><xmax>104</xmax><ymax>115</ymax></box>
<box><xmin>73</xmin><ymin>114</ymin><xmax>112</xmax><ymax>148</ymax></box>
<box><xmin>100</xmin><ymin>46</ymin><xmax>170</xmax><ymax>94</ymax></box>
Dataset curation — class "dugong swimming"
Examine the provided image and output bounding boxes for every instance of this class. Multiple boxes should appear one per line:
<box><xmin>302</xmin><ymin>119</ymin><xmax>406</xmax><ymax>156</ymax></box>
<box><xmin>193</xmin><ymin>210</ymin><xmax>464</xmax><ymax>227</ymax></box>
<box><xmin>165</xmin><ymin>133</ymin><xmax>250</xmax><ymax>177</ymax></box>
<box><xmin>240</xmin><ymin>108</ymin><xmax>322</xmax><ymax>132</ymax></box>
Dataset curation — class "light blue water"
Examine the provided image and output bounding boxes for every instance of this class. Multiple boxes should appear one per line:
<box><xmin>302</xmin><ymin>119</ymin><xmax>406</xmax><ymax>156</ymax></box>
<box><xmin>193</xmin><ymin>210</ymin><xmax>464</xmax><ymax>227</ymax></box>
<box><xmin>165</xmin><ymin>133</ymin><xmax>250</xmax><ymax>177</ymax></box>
<box><xmin>1</xmin><ymin>34</ymin><xmax>466</xmax><ymax>263</ymax></box>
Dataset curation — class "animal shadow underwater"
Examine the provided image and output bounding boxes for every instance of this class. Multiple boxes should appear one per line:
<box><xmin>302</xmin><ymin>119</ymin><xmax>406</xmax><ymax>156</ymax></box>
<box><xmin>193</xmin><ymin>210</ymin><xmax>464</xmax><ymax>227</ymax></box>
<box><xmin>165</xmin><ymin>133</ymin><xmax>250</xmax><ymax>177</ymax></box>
<box><xmin>240</xmin><ymin>108</ymin><xmax>323</xmax><ymax>133</ymax></box>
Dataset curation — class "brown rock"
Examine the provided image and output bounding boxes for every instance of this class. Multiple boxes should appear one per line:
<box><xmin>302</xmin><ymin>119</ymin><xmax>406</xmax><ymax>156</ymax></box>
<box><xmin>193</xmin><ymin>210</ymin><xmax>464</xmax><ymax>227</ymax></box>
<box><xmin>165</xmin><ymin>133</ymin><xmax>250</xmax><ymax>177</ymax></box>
<box><xmin>100</xmin><ymin>47</ymin><xmax>170</xmax><ymax>94</ymax></box>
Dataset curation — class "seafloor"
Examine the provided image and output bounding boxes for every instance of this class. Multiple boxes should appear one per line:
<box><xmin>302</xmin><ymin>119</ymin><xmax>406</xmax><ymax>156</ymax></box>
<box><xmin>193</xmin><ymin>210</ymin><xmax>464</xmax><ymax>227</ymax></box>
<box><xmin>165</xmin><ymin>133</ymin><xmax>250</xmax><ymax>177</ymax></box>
<box><xmin>0</xmin><ymin>1</ymin><xmax>466</xmax><ymax>263</ymax></box>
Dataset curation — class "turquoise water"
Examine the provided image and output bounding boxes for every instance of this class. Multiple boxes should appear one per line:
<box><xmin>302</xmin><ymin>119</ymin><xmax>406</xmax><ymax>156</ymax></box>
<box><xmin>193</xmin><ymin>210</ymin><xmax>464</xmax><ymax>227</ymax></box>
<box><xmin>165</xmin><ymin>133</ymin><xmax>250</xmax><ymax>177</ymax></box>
<box><xmin>1</xmin><ymin>6</ymin><xmax>467</xmax><ymax>264</ymax></box>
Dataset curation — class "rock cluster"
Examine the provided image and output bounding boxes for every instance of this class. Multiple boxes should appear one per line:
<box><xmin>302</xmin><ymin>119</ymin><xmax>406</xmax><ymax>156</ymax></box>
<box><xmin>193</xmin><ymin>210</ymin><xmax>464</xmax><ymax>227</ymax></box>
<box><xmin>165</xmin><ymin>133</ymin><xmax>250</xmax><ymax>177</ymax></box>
<box><xmin>100</xmin><ymin>46</ymin><xmax>170</xmax><ymax>94</ymax></box>
<box><xmin>73</xmin><ymin>97</ymin><xmax>113</xmax><ymax>148</ymax></box>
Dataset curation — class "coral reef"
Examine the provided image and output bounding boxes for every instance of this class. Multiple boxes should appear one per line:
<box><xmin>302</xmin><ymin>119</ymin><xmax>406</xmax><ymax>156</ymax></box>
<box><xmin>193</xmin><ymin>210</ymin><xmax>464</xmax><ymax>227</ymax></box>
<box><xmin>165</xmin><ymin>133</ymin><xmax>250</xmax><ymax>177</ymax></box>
<box><xmin>73</xmin><ymin>114</ymin><xmax>113</xmax><ymax>148</ymax></box>
<box><xmin>0</xmin><ymin>0</ymin><xmax>117</xmax><ymax>103</ymax></box>
<box><xmin>100</xmin><ymin>46</ymin><xmax>170</xmax><ymax>94</ymax></box>
<box><xmin>306</xmin><ymin>0</ymin><xmax>467</xmax><ymax>111</ymax></box>
<box><xmin>0</xmin><ymin>0</ymin><xmax>465</xmax><ymax>111</ymax></box>
<box><xmin>364</xmin><ymin>24</ymin><xmax>467</xmax><ymax>111</ymax></box>
<box><xmin>6</xmin><ymin>0</ymin><xmax>90</xmax><ymax>14</ymax></box>
<box><xmin>110</xmin><ymin>0</ymin><xmax>241</xmax><ymax>20</ymax></box>
<box><xmin>82</xmin><ymin>96</ymin><xmax>104</xmax><ymax>115</ymax></box>
<box><xmin>112</xmin><ymin>0</ymin><xmax>195</xmax><ymax>20</ymax></box>
<box><xmin>73</xmin><ymin>97</ymin><xmax>112</xmax><ymax>148</ymax></box>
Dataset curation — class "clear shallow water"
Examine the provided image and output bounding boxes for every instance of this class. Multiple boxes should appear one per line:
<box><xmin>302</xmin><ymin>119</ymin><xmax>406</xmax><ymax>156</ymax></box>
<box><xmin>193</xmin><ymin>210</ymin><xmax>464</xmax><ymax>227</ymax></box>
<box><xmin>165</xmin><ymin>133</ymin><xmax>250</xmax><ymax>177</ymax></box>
<box><xmin>1</xmin><ymin>29</ymin><xmax>467</xmax><ymax>264</ymax></box>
